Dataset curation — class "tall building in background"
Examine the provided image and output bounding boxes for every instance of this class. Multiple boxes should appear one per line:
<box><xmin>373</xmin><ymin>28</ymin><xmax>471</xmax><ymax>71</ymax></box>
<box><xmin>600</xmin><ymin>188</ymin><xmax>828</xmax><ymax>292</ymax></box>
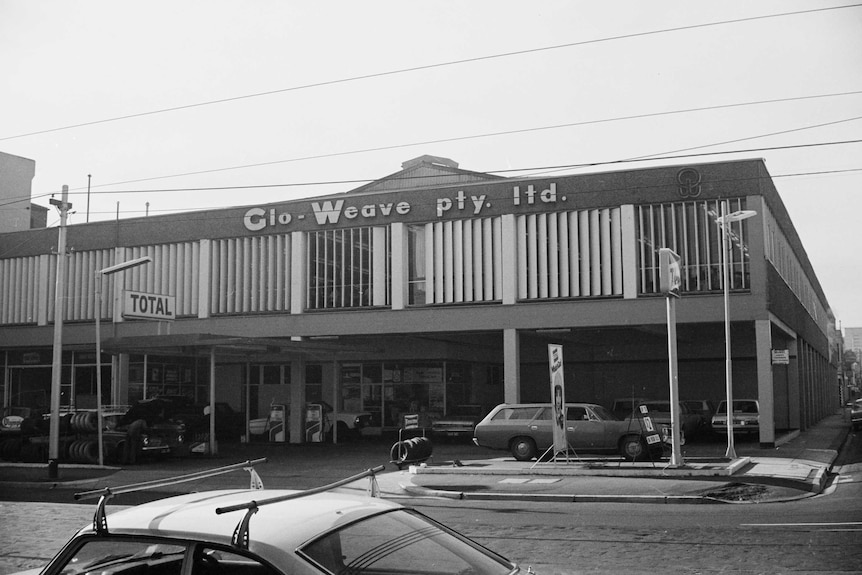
<box><xmin>0</xmin><ymin>151</ymin><xmax>44</xmax><ymax>232</ymax></box>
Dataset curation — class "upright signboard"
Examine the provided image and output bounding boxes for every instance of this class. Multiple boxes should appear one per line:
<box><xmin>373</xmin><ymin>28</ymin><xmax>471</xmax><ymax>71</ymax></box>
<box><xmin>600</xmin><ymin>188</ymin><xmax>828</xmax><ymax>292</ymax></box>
<box><xmin>548</xmin><ymin>344</ymin><xmax>567</xmax><ymax>456</ymax></box>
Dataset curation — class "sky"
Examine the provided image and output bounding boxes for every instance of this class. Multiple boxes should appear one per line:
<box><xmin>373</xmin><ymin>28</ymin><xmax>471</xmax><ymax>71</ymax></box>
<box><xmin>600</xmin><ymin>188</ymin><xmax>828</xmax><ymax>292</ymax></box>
<box><xmin>1</xmin><ymin>1</ymin><xmax>861</xmax><ymax>327</ymax></box>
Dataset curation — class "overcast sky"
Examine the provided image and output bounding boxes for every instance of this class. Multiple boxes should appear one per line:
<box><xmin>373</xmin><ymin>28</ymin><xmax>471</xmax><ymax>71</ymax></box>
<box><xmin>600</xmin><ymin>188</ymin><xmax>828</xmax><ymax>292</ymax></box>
<box><xmin>2</xmin><ymin>1</ymin><xmax>861</xmax><ymax>327</ymax></box>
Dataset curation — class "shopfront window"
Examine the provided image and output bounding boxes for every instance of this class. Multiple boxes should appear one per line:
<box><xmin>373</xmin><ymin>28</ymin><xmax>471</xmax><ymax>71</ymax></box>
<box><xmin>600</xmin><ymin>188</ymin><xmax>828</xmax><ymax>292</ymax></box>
<box><xmin>346</xmin><ymin>361</ymin><xmax>472</xmax><ymax>428</ymax></box>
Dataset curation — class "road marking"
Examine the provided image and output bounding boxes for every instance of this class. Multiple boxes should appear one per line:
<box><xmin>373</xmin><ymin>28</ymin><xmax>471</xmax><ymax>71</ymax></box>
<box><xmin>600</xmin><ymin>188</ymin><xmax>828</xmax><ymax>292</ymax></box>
<box><xmin>741</xmin><ymin>522</ymin><xmax>862</xmax><ymax>528</ymax></box>
<box><xmin>499</xmin><ymin>478</ymin><xmax>561</xmax><ymax>484</ymax></box>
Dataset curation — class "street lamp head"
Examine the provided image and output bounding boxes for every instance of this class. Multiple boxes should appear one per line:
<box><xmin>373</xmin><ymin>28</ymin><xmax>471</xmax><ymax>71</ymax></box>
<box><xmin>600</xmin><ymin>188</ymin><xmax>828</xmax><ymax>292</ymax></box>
<box><xmin>98</xmin><ymin>256</ymin><xmax>153</xmax><ymax>276</ymax></box>
<box><xmin>716</xmin><ymin>209</ymin><xmax>757</xmax><ymax>225</ymax></box>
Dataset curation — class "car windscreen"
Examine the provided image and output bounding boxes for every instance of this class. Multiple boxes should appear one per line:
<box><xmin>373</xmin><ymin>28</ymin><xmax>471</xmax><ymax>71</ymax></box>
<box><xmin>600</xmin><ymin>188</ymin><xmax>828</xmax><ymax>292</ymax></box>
<box><xmin>299</xmin><ymin>509</ymin><xmax>516</xmax><ymax>575</ymax></box>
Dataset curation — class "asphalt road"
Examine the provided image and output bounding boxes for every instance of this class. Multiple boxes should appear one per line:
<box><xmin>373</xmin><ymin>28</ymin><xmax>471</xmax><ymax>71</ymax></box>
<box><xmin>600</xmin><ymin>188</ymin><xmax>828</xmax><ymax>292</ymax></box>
<box><xmin>2</xmin><ymin>432</ymin><xmax>860</xmax><ymax>574</ymax></box>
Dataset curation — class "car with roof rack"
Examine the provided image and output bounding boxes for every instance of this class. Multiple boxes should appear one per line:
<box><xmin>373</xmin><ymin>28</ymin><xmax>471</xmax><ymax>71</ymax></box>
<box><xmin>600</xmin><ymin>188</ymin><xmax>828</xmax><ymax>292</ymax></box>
<box><xmin>16</xmin><ymin>459</ymin><xmax>525</xmax><ymax>575</ymax></box>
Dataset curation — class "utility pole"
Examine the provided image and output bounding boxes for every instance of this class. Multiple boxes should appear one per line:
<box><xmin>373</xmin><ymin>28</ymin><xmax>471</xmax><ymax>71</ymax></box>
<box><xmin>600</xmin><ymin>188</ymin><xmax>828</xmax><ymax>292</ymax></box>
<box><xmin>48</xmin><ymin>186</ymin><xmax>72</xmax><ymax>478</ymax></box>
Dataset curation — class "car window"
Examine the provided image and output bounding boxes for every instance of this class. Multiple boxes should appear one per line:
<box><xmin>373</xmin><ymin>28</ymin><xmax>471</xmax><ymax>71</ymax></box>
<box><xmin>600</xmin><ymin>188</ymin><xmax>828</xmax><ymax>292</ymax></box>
<box><xmin>567</xmin><ymin>407</ymin><xmax>587</xmax><ymax>421</ymax></box>
<box><xmin>491</xmin><ymin>407</ymin><xmax>541</xmax><ymax>421</ymax></box>
<box><xmin>58</xmin><ymin>538</ymin><xmax>185</xmax><ymax>575</ymax></box>
<box><xmin>736</xmin><ymin>401</ymin><xmax>759</xmax><ymax>413</ymax></box>
<box><xmin>591</xmin><ymin>405</ymin><xmax>618</xmax><ymax>421</ymax></box>
<box><xmin>300</xmin><ymin>509</ymin><xmax>513</xmax><ymax>575</ymax></box>
<box><xmin>192</xmin><ymin>546</ymin><xmax>278</xmax><ymax>575</ymax></box>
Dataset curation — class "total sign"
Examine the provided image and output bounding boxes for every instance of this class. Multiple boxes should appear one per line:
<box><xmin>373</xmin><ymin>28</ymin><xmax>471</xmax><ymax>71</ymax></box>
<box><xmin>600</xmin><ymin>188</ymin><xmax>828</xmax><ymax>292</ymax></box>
<box><xmin>123</xmin><ymin>291</ymin><xmax>176</xmax><ymax>321</ymax></box>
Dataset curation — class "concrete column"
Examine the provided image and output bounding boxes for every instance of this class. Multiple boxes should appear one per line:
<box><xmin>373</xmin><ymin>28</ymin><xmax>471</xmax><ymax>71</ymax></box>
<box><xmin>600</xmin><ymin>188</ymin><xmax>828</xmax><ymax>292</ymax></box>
<box><xmin>390</xmin><ymin>222</ymin><xmax>408</xmax><ymax>310</ymax></box>
<box><xmin>500</xmin><ymin>214</ymin><xmax>518</xmax><ymax>305</ymax></box>
<box><xmin>788</xmin><ymin>337</ymin><xmax>800</xmax><ymax>430</ymax></box>
<box><xmin>289</xmin><ymin>358</ymin><xmax>306</xmax><ymax>443</ymax></box>
<box><xmin>290</xmin><ymin>231</ymin><xmax>306</xmax><ymax>314</ymax></box>
<box><xmin>37</xmin><ymin>254</ymin><xmax>50</xmax><ymax>326</ymax></box>
<box><xmin>373</xmin><ymin>227</ymin><xmax>388</xmax><ymax>306</ymax></box>
<box><xmin>620</xmin><ymin>205</ymin><xmax>638</xmax><ymax>299</ymax></box>
<box><xmin>197</xmin><ymin>239</ymin><xmax>211</xmax><ymax>319</ymax></box>
<box><xmin>503</xmin><ymin>328</ymin><xmax>520</xmax><ymax>403</ymax></box>
<box><xmin>755</xmin><ymin>319</ymin><xmax>775</xmax><ymax>447</ymax></box>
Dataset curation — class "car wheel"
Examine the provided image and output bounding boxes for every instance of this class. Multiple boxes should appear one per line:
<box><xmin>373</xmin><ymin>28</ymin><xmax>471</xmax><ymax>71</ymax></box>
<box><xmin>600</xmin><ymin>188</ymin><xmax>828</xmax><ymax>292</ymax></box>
<box><xmin>510</xmin><ymin>436</ymin><xmax>537</xmax><ymax>461</ymax></box>
<box><xmin>620</xmin><ymin>434</ymin><xmax>647</xmax><ymax>461</ymax></box>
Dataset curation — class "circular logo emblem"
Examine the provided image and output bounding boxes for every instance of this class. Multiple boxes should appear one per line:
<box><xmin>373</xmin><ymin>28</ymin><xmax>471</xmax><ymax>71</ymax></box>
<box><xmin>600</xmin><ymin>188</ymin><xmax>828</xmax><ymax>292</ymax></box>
<box><xmin>677</xmin><ymin>168</ymin><xmax>702</xmax><ymax>198</ymax></box>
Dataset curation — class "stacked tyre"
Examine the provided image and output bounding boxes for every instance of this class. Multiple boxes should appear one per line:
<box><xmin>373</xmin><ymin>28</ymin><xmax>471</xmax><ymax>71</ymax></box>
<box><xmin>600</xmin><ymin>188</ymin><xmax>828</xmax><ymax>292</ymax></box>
<box><xmin>70</xmin><ymin>412</ymin><xmax>98</xmax><ymax>433</ymax></box>
<box><xmin>389</xmin><ymin>436</ymin><xmax>433</xmax><ymax>468</ymax></box>
<box><xmin>0</xmin><ymin>437</ymin><xmax>22</xmax><ymax>461</ymax></box>
<box><xmin>67</xmin><ymin>439</ymin><xmax>99</xmax><ymax>463</ymax></box>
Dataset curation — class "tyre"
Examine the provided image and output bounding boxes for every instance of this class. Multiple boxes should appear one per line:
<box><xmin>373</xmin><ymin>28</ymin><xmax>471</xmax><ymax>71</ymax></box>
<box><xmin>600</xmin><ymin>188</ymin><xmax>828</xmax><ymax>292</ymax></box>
<box><xmin>510</xmin><ymin>436</ymin><xmax>537</xmax><ymax>461</ymax></box>
<box><xmin>79</xmin><ymin>439</ymin><xmax>99</xmax><ymax>463</ymax></box>
<box><xmin>620</xmin><ymin>434</ymin><xmax>647</xmax><ymax>461</ymax></box>
<box><xmin>81</xmin><ymin>412</ymin><xmax>98</xmax><ymax>432</ymax></box>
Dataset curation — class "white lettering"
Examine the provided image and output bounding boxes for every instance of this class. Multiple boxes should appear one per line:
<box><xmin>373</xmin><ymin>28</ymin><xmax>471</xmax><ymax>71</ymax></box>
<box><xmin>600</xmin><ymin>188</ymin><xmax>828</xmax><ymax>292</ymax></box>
<box><xmin>396</xmin><ymin>201</ymin><xmax>410</xmax><ymax>215</ymax></box>
<box><xmin>471</xmin><ymin>194</ymin><xmax>487</xmax><ymax>215</ymax></box>
<box><xmin>541</xmin><ymin>183</ymin><xmax>557</xmax><ymax>203</ymax></box>
<box><xmin>243</xmin><ymin>207</ymin><xmax>267</xmax><ymax>231</ymax></box>
<box><xmin>278</xmin><ymin>213</ymin><xmax>292</xmax><ymax>225</ymax></box>
<box><xmin>344</xmin><ymin>205</ymin><xmax>358</xmax><ymax>219</ymax></box>
<box><xmin>513</xmin><ymin>186</ymin><xmax>521</xmax><ymax>206</ymax></box>
<box><xmin>436</xmin><ymin>198</ymin><xmax>453</xmax><ymax>217</ymax></box>
<box><xmin>312</xmin><ymin>200</ymin><xmax>344</xmax><ymax>224</ymax></box>
<box><xmin>456</xmin><ymin>190</ymin><xmax>466</xmax><ymax>211</ymax></box>
<box><xmin>361</xmin><ymin>204</ymin><xmax>376</xmax><ymax>218</ymax></box>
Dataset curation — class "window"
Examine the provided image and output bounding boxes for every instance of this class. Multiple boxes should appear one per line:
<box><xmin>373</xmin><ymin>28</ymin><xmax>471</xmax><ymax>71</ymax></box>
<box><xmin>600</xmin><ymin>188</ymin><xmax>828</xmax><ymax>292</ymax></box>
<box><xmin>637</xmin><ymin>198</ymin><xmax>752</xmax><ymax>295</ymax></box>
<box><xmin>59</xmin><ymin>539</ymin><xmax>185</xmax><ymax>575</ymax></box>
<box><xmin>307</xmin><ymin>227</ymin><xmax>390</xmax><ymax>309</ymax></box>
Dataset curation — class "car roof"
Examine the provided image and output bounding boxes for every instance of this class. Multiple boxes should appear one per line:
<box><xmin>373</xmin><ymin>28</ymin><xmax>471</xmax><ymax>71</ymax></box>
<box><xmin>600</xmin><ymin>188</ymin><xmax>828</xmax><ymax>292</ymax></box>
<box><xmin>80</xmin><ymin>489</ymin><xmax>402</xmax><ymax>561</ymax></box>
<box><xmin>492</xmin><ymin>402</ymin><xmax>603</xmax><ymax>409</ymax></box>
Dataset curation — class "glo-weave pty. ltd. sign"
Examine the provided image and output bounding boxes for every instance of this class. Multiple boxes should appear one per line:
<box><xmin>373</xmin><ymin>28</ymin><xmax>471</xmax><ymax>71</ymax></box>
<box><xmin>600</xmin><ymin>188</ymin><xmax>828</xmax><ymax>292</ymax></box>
<box><xmin>123</xmin><ymin>291</ymin><xmax>176</xmax><ymax>321</ymax></box>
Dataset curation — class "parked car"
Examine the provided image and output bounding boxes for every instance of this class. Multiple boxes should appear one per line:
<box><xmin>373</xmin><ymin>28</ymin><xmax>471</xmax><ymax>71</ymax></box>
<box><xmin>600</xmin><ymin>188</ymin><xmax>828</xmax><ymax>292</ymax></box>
<box><xmin>30</xmin><ymin>465</ymin><xmax>522</xmax><ymax>575</ymax></box>
<box><xmin>117</xmin><ymin>397</ymin><xmax>191</xmax><ymax>458</ymax></box>
<box><xmin>432</xmin><ymin>404</ymin><xmax>486</xmax><ymax>441</ymax></box>
<box><xmin>624</xmin><ymin>400</ymin><xmax>706</xmax><ymax>440</ymax></box>
<box><xmin>610</xmin><ymin>397</ymin><xmax>648</xmax><ymax>419</ymax></box>
<box><xmin>849</xmin><ymin>399</ymin><xmax>862</xmax><ymax>431</ymax></box>
<box><xmin>473</xmin><ymin>402</ymin><xmax>668</xmax><ymax>461</ymax></box>
<box><xmin>712</xmin><ymin>399</ymin><xmax>760</xmax><ymax>436</ymax></box>
<box><xmin>682</xmin><ymin>399</ymin><xmax>717</xmax><ymax>432</ymax></box>
<box><xmin>314</xmin><ymin>401</ymin><xmax>374</xmax><ymax>439</ymax></box>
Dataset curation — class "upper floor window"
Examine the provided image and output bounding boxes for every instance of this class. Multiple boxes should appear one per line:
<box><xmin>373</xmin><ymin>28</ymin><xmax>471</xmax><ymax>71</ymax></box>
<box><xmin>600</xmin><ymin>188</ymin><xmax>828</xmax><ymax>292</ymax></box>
<box><xmin>638</xmin><ymin>198</ymin><xmax>752</xmax><ymax>295</ymax></box>
<box><xmin>307</xmin><ymin>227</ymin><xmax>390</xmax><ymax>310</ymax></box>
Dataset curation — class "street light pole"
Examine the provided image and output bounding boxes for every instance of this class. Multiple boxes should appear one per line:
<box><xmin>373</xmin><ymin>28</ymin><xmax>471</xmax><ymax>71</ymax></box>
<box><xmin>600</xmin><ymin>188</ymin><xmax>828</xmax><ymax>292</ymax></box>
<box><xmin>94</xmin><ymin>256</ymin><xmax>152</xmax><ymax>466</ymax></box>
<box><xmin>48</xmin><ymin>187</ymin><xmax>72</xmax><ymax>478</ymax></box>
<box><xmin>716</xmin><ymin>201</ymin><xmax>757</xmax><ymax>460</ymax></box>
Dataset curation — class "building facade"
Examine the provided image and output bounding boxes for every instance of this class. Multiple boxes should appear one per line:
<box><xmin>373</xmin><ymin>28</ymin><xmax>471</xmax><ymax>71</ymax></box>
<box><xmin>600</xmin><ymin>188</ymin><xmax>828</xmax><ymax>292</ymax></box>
<box><xmin>0</xmin><ymin>155</ymin><xmax>840</xmax><ymax>446</ymax></box>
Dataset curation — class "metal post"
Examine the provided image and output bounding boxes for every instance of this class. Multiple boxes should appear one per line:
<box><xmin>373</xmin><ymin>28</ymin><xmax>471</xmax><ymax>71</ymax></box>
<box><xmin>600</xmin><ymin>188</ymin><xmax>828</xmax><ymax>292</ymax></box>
<box><xmin>48</xmin><ymin>186</ymin><xmax>72</xmax><ymax>478</ymax></box>
<box><xmin>666</xmin><ymin>294</ymin><xmax>683</xmax><ymax>467</ymax></box>
<box><xmin>94</xmin><ymin>271</ymin><xmax>104</xmax><ymax>466</ymax></box>
<box><xmin>721</xmin><ymin>200</ymin><xmax>737</xmax><ymax>460</ymax></box>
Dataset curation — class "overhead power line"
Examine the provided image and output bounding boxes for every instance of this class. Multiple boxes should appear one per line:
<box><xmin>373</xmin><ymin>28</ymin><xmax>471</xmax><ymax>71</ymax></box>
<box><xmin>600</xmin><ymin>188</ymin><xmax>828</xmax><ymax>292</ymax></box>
<box><xmin>3</xmin><ymin>138</ymin><xmax>859</xmax><ymax>212</ymax></box>
<box><xmin>52</xmin><ymin>91</ymin><xmax>862</xmax><ymax>193</ymax></box>
<box><xmin>2</xmin><ymin>3</ymin><xmax>859</xmax><ymax>142</ymax></box>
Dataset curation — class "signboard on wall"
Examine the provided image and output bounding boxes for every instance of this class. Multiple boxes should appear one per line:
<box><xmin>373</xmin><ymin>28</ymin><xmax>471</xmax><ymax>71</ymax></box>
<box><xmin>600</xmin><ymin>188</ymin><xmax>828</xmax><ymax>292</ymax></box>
<box><xmin>123</xmin><ymin>291</ymin><xmax>176</xmax><ymax>321</ymax></box>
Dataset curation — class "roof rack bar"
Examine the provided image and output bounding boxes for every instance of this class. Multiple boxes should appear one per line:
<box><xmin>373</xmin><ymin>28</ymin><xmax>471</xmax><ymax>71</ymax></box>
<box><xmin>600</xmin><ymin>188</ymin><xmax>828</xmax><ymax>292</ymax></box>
<box><xmin>216</xmin><ymin>465</ymin><xmax>386</xmax><ymax>515</ymax></box>
<box><xmin>221</xmin><ymin>465</ymin><xmax>386</xmax><ymax>551</ymax></box>
<box><xmin>74</xmin><ymin>458</ymin><xmax>268</xmax><ymax>501</ymax></box>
